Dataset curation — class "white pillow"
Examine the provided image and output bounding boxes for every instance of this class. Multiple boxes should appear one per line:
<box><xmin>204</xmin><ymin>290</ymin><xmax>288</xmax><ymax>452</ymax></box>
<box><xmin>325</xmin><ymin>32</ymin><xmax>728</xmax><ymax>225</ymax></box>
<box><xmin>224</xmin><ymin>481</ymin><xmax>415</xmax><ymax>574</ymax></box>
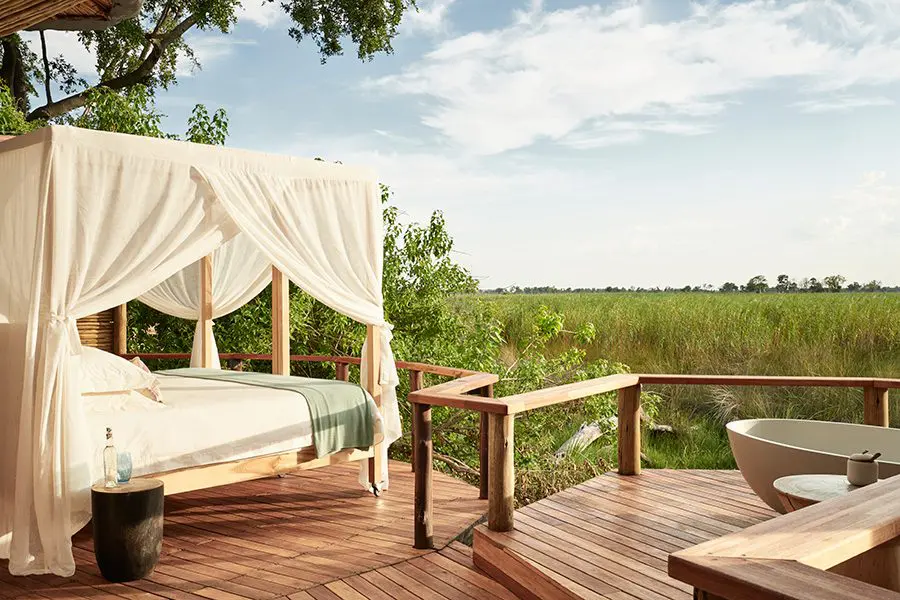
<box><xmin>79</xmin><ymin>347</ymin><xmax>161</xmax><ymax>402</ymax></box>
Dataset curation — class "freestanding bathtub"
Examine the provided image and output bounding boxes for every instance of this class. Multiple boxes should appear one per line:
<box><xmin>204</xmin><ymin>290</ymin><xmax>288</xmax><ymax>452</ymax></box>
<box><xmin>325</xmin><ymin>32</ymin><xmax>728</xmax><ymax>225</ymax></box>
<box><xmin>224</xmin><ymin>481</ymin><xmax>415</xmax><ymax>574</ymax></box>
<box><xmin>727</xmin><ymin>418</ymin><xmax>900</xmax><ymax>513</ymax></box>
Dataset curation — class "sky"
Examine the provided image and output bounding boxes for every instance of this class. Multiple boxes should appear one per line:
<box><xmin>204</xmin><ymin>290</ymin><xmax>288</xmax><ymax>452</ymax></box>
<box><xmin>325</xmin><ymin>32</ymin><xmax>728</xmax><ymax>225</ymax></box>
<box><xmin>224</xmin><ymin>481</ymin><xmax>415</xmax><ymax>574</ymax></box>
<box><xmin>26</xmin><ymin>0</ymin><xmax>900</xmax><ymax>289</ymax></box>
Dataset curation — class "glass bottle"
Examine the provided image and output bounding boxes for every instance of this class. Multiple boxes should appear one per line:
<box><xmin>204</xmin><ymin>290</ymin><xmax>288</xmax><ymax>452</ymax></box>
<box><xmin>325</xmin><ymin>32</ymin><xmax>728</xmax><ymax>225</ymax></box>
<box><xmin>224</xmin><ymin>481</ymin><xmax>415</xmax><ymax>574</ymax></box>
<box><xmin>103</xmin><ymin>427</ymin><xmax>118</xmax><ymax>488</ymax></box>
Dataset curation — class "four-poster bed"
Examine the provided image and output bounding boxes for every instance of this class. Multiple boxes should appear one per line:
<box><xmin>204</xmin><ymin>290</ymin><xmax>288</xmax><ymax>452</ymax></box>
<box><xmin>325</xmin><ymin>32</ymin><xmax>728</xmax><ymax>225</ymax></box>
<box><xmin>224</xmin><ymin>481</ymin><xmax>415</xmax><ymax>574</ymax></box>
<box><xmin>0</xmin><ymin>126</ymin><xmax>401</xmax><ymax>578</ymax></box>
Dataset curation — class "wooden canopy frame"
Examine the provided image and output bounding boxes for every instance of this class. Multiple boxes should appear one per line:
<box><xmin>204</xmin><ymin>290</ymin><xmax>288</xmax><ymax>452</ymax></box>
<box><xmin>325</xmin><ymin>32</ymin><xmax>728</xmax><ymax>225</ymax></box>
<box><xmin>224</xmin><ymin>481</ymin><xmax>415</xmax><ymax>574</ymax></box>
<box><xmin>106</xmin><ymin>254</ymin><xmax>384</xmax><ymax>496</ymax></box>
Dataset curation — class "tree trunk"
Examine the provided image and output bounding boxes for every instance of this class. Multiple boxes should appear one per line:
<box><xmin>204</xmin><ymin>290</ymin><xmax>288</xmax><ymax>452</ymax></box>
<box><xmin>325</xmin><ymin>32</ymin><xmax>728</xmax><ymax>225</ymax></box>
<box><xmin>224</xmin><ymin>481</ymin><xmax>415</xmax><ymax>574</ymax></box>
<box><xmin>1</xmin><ymin>38</ymin><xmax>28</xmax><ymax>113</ymax></box>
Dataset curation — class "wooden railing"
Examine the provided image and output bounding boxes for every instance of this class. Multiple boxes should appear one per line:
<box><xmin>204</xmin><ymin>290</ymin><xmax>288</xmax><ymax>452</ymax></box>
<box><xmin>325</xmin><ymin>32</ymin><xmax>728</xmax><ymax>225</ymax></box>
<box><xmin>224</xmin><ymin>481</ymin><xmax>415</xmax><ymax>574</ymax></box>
<box><xmin>408</xmin><ymin>373</ymin><xmax>900</xmax><ymax>550</ymax></box>
<box><xmin>123</xmin><ymin>351</ymin><xmax>900</xmax><ymax>551</ymax></box>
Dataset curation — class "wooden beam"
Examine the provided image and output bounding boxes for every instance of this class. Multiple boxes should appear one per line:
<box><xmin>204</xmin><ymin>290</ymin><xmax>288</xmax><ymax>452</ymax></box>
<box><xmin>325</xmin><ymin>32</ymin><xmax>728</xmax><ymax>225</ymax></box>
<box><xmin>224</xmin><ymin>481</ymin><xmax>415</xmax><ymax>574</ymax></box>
<box><xmin>112</xmin><ymin>303</ymin><xmax>127</xmax><ymax>354</ymax></box>
<box><xmin>365</xmin><ymin>325</ymin><xmax>383</xmax><ymax>488</ymax></box>
<box><xmin>199</xmin><ymin>255</ymin><xmax>213</xmax><ymax>368</ymax></box>
<box><xmin>409</xmin><ymin>370</ymin><xmax>423</xmax><ymax>472</ymax></box>
<box><xmin>617</xmin><ymin>383</ymin><xmax>641</xmax><ymax>475</ymax></box>
<box><xmin>335</xmin><ymin>362</ymin><xmax>350</xmax><ymax>382</ymax></box>
<box><xmin>488</xmin><ymin>413</ymin><xmax>514</xmax><ymax>532</ymax></box>
<box><xmin>638</xmin><ymin>373</ymin><xmax>900</xmax><ymax>388</ymax></box>
<box><xmin>413</xmin><ymin>402</ymin><xmax>433</xmax><ymax>549</ymax></box>
<box><xmin>142</xmin><ymin>447</ymin><xmax>372</xmax><ymax>496</ymax></box>
<box><xmin>479</xmin><ymin>384</ymin><xmax>493</xmax><ymax>501</ymax></box>
<box><xmin>271</xmin><ymin>267</ymin><xmax>289</xmax><ymax>375</ymax></box>
<box><xmin>864</xmin><ymin>386</ymin><xmax>889</xmax><ymax>427</ymax></box>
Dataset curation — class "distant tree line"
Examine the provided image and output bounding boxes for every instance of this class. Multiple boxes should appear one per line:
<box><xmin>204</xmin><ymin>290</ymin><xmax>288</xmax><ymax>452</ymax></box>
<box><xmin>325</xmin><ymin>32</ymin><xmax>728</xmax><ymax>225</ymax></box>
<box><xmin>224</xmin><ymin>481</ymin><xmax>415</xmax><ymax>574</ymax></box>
<box><xmin>483</xmin><ymin>275</ymin><xmax>895</xmax><ymax>295</ymax></box>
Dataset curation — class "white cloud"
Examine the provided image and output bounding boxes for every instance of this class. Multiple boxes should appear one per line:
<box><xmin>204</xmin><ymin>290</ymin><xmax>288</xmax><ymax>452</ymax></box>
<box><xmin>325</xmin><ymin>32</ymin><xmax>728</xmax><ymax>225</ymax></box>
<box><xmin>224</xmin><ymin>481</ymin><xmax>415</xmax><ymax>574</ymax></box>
<box><xmin>820</xmin><ymin>171</ymin><xmax>900</xmax><ymax>238</ymax></box>
<box><xmin>402</xmin><ymin>0</ymin><xmax>456</xmax><ymax>34</ymax></box>
<box><xmin>792</xmin><ymin>95</ymin><xmax>895</xmax><ymax>113</ymax></box>
<box><xmin>368</xmin><ymin>0</ymin><xmax>900</xmax><ymax>155</ymax></box>
<box><xmin>563</xmin><ymin>118</ymin><xmax>714</xmax><ymax>148</ymax></box>
<box><xmin>237</xmin><ymin>0</ymin><xmax>284</xmax><ymax>28</ymax></box>
<box><xmin>177</xmin><ymin>36</ymin><xmax>257</xmax><ymax>76</ymax></box>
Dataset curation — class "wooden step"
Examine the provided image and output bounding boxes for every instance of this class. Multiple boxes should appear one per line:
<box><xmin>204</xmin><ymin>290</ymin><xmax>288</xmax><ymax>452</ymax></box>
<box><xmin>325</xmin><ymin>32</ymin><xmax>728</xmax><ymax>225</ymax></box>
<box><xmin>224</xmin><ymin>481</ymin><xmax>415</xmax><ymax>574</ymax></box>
<box><xmin>474</xmin><ymin>525</ymin><xmax>586</xmax><ymax>600</ymax></box>
<box><xmin>472</xmin><ymin>470</ymin><xmax>776</xmax><ymax>600</ymax></box>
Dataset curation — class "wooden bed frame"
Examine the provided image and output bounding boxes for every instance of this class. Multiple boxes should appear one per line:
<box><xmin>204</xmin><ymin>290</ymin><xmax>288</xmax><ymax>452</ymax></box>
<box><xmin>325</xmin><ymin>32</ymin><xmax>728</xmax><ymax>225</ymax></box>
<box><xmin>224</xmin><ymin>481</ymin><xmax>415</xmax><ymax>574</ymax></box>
<box><xmin>90</xmin><ymin>256</ymin><xmax>385</xmax><ymax>496</ymax></box>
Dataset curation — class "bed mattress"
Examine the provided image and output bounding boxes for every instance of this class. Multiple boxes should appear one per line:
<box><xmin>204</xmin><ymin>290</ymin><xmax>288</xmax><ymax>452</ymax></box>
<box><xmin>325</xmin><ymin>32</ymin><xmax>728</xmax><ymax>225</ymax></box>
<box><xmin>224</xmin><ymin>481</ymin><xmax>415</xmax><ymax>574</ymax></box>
<box><xmin>83</xmin><ymin>374</ymin><xmax>317</xmax><ymax>479</ymax></box>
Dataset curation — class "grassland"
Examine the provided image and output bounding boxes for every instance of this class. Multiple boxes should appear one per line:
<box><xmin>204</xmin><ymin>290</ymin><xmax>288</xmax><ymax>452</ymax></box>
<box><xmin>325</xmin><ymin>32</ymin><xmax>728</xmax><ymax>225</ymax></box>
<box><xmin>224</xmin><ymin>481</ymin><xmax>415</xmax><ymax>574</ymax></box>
<box><xmin>477</xmin><ymin>292</ymin><xmax>900</xmax><ymax>469</ymax></box>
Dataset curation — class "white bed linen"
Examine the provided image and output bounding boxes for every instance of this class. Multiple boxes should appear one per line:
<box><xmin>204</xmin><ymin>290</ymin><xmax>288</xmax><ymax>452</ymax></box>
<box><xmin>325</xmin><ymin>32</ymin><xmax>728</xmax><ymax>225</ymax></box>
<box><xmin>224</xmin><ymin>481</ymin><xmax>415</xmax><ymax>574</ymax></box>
<box><xmin>84</xmin><ymin>375</ymin><xmax>324</xmax><ymax>479</ymax></box>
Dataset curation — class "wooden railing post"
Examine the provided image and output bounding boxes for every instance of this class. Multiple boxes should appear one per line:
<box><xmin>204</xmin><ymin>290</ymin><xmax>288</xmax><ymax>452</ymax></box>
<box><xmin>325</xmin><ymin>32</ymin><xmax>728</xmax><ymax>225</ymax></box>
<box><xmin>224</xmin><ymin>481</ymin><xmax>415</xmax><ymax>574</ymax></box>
<box><xmin>335</xmin><ymin>361</ymin><xmax>350</xmax><ymax>382</ymax></box>
<box><xmin>864</xmin><ymin>386</ymin><xmax>889</xmax><ymax>427</ymax></box>
<box><xmin>113</xmin><ymin>303</ymin><xmax>127</xmax><ymax>354</ymax></box>
<box><xmin>199</xmin><ymin>255</ymin><xmax>214</xmax><ymax>368</ymax></box>
<box><xmin>488</xmin><ymin>413</ymin><xmax>514</xmax><ymax>532</ymax></box>
<box><xmin>618</xmin><ymin>383</ymin><xmax>642</xmax><ymax>475</ymax></box>
<box><xmin>271</xmin><ymin>267</ymin><xmax>290</xmax><ymax>375</ymax></box>
<box><xmin>409</xmin><ymin>370</ymin><xmax>423</xmax><ymax>472</ymax></box>
<box><xmin>365</xmin><ymin>325</ymin><xmax>383</xmax><ymax>489</ymax></box>
<box><xmin>478</xmin><ymin>384</ymin><xmax>493</xmax><ymax>501</ymax></box>
<box><xmin>413</xmin><ymin>401</ymin><xmax>433</xmax><ymax>549</ymax></box>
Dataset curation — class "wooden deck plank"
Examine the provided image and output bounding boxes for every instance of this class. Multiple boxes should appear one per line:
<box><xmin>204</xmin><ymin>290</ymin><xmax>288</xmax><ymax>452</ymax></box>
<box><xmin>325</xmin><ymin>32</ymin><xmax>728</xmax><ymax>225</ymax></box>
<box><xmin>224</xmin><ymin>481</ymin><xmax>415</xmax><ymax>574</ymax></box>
<box><xmin>0</xmin><ymin>462</ymin><xmax>486</xmax><ymax>600</ymax></box>
<box><xmin>474</xmin><ymin>469</ymin><xmax>776</xmax><ymax>600</ymax></box>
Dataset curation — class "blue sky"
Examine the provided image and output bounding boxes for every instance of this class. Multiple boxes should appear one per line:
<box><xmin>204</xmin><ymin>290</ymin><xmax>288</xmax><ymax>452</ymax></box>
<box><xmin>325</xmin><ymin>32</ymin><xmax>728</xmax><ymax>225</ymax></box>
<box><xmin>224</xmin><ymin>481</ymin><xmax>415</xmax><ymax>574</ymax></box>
<box><xmin>29</xmin><ymin>0</ymin><xmax>900</xmax><ymax>289</ymax></box>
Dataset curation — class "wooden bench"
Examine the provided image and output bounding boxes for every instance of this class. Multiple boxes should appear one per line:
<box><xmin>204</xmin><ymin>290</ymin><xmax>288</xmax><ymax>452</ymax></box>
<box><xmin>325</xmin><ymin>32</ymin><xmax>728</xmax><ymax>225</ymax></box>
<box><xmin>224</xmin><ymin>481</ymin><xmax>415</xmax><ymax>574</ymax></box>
<box><xmin>669</xmin><ymin>475</ymin><xmax>900</xmax><ymax>599</ymax></box>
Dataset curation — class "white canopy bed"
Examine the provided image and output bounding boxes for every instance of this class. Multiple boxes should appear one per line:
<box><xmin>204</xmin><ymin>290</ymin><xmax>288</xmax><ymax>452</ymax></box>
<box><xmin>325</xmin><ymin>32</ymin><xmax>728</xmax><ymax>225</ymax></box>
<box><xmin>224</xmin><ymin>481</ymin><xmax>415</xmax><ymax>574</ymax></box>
<box><xmin>0</xmin><ymin>126</ymin><xmax>401</xmax><ymax>578</ymax></box>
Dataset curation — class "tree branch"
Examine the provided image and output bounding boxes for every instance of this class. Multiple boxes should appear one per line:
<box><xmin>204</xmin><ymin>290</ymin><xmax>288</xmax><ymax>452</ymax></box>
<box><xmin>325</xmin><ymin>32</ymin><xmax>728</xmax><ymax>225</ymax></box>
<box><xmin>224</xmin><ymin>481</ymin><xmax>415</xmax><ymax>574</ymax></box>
<box><xmin>39</xmin><ymin>31</ymin><xmax>52</xmax><ymax>104</ymax></box>
<box><xmin>433</xmin><ymin>452</ymin><xmax>479</xmax><ymax>477</ymax></box>
<box><xmin>140</xmin><ymin>1</ymin><xmax>173</xmax><ymax>63</ymax></box>
<box><xmin>26</xmin><ymin>13</ymin><xmax>198</xmax><ymax>121</ymax></box>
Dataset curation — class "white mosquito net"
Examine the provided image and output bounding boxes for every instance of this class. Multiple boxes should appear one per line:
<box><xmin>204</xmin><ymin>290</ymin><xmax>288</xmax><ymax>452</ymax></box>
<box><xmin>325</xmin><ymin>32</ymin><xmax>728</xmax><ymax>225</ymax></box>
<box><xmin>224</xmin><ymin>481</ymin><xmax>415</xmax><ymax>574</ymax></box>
<box><xmin>0</xmin><ymin>126</ymin><xmax>401</xmax><ymax>577</ymax></box>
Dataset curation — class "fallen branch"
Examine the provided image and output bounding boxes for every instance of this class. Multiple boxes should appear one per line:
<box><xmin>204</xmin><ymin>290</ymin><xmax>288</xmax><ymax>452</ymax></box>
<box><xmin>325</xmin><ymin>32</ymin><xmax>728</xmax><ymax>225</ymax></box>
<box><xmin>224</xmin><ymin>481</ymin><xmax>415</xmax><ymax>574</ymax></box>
<box><xmin>433</xmin><ymin>452</ymin><xmax>479</xmax><ymax>477</ymax></box>
<box><xmin>554</xmin><ymin>417</ymin><xmax>617</xmax><ymax>461</ymax></box>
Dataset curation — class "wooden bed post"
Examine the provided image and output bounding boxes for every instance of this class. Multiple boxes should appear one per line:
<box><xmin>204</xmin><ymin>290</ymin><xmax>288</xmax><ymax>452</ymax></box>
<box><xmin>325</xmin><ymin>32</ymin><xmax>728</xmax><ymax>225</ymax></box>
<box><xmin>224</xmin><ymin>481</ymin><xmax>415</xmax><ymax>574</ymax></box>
<box><xmin>272</xmin><ymin>267</ymin><xmax>290</xmax><ymax>375</ymax></box>
<box><xmin>199</xmin><ymin>255</ymin><xmax>214</xmax><ymax>368</ymax></box>
<box><xmin>365</xmin><ymin>324</ymin><xmax>383</xmax><ymax>490</ymax></box>
<box><xmin>113</xmin><ymin>303</ymin><xmax>127</xmax><ymax>355</ymax></box>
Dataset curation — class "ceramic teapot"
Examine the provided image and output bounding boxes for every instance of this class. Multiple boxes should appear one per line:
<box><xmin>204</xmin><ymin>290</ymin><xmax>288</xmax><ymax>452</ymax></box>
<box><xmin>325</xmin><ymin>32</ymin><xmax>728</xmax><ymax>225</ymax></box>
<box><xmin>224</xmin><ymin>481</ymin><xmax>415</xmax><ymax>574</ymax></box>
<box><xmin>847</xmin><ymin>450</ymin><xmax>881</xmax><ymax>486</ymax></box>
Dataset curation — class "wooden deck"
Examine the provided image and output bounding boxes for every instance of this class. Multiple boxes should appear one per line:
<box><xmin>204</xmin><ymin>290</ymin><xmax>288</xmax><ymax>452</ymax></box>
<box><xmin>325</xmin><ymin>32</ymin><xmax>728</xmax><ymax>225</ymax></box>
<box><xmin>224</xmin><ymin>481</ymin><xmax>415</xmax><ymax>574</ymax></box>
<box><xmin>0</xmin><ymin>461</ymin><xmax>500</xmax><ymax>600</ymax></box>
<box><xmin>473</xmin><ymin>469</ymin><xmax>777</xmax><ymax>600</ymax></box>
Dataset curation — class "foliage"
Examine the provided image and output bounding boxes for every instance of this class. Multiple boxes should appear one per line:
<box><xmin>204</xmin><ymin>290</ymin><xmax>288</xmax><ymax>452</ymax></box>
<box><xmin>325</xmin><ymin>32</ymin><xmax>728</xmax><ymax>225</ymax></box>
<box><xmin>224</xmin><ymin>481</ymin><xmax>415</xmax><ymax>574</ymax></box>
<box><xmin>743</xmin><ymin>275</ymin><xmax>767</xmax><ymax>293</ymax></box>
<box><xmin>823</xmin><ymin>274</ymin><xmax>846</xmax><ymax>293</ymax></box>
<box><xmin>0</xmin><ymin>83</ymin><xmax>42</xmax><ymax>133</ymax></box>
<box><xmin>49</xmin><ymin>79</ymin><xmax>228</xmax><ymax>146</ymax></box>
<box><xmin>61</xmin><ymin>85</ymin><xmax>164</xmax><ymax>136</ymax></box>
<box><xmin>1</xmin><ymin>0</ymin><xmax>416</xmax><ymax>122</ymax></box>
<box><xmin>185</xmin><ymin>104</ymin><xmax>229</xmax><ymax>145</ymax></box>
<box><xmin>283</xmin><ymin>0</ymin><xmax>413</xmax><ymax>62</ymax></box>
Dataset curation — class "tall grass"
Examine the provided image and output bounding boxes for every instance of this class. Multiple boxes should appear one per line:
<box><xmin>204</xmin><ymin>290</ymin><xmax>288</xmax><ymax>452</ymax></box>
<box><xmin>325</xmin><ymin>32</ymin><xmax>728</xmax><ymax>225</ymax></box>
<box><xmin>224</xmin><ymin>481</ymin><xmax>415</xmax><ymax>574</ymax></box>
<box><xmin>477</xmin><ymin>292</ymin><xmax>900</xmax><ymax>441</ymax></box>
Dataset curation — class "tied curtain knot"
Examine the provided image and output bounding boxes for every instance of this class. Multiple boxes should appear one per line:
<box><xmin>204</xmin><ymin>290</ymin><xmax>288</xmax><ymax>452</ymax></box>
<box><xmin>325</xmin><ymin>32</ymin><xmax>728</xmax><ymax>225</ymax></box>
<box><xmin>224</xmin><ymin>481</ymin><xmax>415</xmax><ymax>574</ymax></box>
<box><xmin>48</xmin><ymin>313</ymin><xmax>81</xmax><ymax>354</ymax></box>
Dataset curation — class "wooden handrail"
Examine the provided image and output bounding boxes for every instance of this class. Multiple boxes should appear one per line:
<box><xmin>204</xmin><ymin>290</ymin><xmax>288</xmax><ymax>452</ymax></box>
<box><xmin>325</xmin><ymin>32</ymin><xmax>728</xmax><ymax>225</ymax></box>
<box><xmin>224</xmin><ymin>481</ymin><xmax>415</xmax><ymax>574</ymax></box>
<box><xmin>638</xmin><ymin>373</ymin><xmax>900</xmax><ymax>389</ymax></box>
<box><xmin>502</xmin><ymin>374</ymin><xmax>640</xmax><ymax>414</ymax></box>
<box><xmin>409</xmin><ymin>371</ymin><xmax>894</xmax><ymax>543</ymax></box>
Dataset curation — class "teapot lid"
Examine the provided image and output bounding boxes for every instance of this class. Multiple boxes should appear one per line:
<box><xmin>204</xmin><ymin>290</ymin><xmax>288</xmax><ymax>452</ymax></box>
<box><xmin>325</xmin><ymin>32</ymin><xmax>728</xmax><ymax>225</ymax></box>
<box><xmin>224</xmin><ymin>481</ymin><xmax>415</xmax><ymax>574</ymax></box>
<box><xmin>850</xmin><ymin>450</ymin><xmax>881</xmax><ymax>462</ymax></box>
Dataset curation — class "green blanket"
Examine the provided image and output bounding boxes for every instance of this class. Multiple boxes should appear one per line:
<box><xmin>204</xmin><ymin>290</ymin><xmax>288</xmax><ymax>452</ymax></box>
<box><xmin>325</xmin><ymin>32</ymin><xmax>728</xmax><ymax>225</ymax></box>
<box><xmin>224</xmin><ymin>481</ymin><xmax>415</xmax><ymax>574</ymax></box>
<box><xmin>157</xmin><ymin>368</ymin><xmax>375</xmax><ymax>458</ymax></box>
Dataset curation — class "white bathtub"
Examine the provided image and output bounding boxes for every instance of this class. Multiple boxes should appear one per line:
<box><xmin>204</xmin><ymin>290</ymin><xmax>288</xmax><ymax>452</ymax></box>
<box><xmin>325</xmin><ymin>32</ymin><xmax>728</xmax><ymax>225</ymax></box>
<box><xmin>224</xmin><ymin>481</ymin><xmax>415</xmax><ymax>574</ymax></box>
<box><xmin>727</xmin><ymin>419</ymin><xmax>900</xmax><ymax>513</ymax></box>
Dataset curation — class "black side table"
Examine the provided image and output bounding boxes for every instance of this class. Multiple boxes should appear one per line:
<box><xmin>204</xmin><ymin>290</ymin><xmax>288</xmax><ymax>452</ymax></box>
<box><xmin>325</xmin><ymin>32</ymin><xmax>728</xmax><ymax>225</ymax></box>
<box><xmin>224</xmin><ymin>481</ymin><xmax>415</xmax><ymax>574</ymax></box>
<box><xmin>91</xmin><ymin>479</ymin><xmax>164</xmax><ymax>582</ymax></box>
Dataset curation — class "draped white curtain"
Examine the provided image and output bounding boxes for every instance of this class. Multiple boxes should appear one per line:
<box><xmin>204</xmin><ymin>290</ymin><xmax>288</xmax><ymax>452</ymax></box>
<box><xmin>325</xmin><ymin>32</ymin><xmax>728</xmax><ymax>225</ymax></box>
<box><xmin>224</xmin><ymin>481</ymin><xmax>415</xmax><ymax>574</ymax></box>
<box><xmin>138</xmin><ymin>234</ymin><xmax>272</xmax><ymax>367</ymax></box>
<box><xmin>0</xmin><ymin>128</ymin><xmax>237</xmax><ymax>576</ymax></box>
<box><xmin>0</xmin><ymin>126</ymin><xmax>396</xmax><ymax>577</ymax></box>
<box><xmin>192</xmin><ymin>168</ymin><xmax>402</xmax><ymax>488</ymax></box>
